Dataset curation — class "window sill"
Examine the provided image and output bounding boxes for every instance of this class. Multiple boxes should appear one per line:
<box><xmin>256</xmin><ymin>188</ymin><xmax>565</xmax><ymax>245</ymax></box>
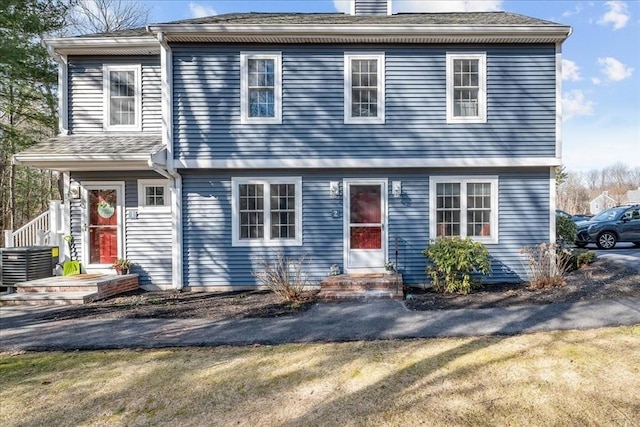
<box><xmin>231</xmin><ymin>239</ymin><xmax>303</xmax><ymax>247</ymax></box>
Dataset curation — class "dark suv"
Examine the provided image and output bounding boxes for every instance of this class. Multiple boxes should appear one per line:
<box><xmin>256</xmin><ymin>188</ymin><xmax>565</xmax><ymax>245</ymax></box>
<box><xmin>576</xmin><ymin>204</ymin><xmax>640</xmax><ymax>249</ymax></box>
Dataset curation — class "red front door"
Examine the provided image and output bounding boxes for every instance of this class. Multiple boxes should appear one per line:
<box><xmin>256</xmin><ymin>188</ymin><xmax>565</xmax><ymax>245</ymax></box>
<box><xmin>87</xmin><ymin>189</ymin><xmax>119</xmax><ymax>265</ymax></box>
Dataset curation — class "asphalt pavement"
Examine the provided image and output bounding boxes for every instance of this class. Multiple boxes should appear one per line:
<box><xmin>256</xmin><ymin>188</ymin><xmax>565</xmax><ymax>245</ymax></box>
<box><xmin>1</xmin><ymin>297</ymin><xmax>639</xmax><ymax>351</ymax></box>
<box><xmin>593</xmin><ymin>243</ymin><xmax>640</xmax><ymax>272</ymax></box>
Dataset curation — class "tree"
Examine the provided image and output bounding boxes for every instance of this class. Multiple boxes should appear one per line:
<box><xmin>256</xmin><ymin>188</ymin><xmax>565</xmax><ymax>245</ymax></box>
<box><xmin>557</xmin><ymin>164</ymin><xmax>640</xmax><ymax>214</ymax></box>
<box><xmin>67</xmin><ymin>0</ymin><xmax>150</xmax><ymax>35</ymax></box>
<box><xmin>555</xmin><ymin>166</ymin><xmax>568</xmax><ymax>187</ymax></box>
<box><xmin>0</xmin><ymin>0</ymin><xmax>69</xmax><ymax>238</ymax></box>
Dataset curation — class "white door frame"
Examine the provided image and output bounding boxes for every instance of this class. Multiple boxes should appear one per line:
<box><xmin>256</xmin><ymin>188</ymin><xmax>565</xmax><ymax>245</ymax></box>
<box><xmin>343</xmin><ymin>178</ymin><xmax>388</xmax><ymax>273</ymax></box>
<box><xmin>81</xmin><ymin>181</ymin><xmax>125</xmax><ymax>270</ymax></box>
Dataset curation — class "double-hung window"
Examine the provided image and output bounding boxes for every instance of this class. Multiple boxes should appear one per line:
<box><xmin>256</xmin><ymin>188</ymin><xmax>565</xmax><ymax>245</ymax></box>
<box><xmin>240</xmin><ymin>52</ymin><xmax>282</xmax><ymax>124</ymax></box>
<box><xmin>232</xmin><ymin>177</ymin><xmax>302</xmax><ymax>246</ymax></box>
<box><xmin>103</xmin><ymin>64</ymin><xmax>141</xmax><ymax>131</ymax></box>
<box><xmin>344</xmin><ymin>53</ymin><xmax>385</xmax><ymax>124</ymax></box>
<box><xmin>446</xmin><ymin>53</ymin><xmax>486</xmax><ymax>123</ymax></box>
<box><xmin>429</xmin><ymin>176</ymin><xmax>498</xmax><ymax>243</ymax></box>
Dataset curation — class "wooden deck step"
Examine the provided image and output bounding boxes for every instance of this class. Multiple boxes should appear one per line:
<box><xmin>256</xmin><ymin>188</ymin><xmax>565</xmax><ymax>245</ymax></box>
<box><xmin>0</xmin><ymin>292</ymin><xmax>95</xmax><ymax>306</ymax></box>
<box><xmin>0</xmin><ymin>274</ymin><xmax>139</xmax><ymax>306</ymax></box>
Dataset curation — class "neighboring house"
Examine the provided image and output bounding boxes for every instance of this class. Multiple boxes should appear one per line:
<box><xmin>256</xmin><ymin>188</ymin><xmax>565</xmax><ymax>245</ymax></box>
<box><xmin>589</xmin><ymin>191</ymin><xmax>617</xmax><ymax>215</ymax></box>
<box><xmin>14</xmin><ymin>0</ymin><xmax>572</xmax><ymax>289</ymax></box>
<box><xmin>626</xmin><ymin>187</ymin><xmax>640</xmax><ymax>204</ymax></box>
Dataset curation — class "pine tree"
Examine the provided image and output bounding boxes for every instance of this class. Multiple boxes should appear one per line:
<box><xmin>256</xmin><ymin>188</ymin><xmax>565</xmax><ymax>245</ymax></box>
<box><xmin>0</xmin><ymin>0</ymin><xmax>70</xmax><ymax>238</ymax></box>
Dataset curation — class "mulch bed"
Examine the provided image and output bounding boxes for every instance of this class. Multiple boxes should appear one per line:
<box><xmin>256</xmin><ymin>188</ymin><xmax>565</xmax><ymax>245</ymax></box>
<box><xmin>404</xmin><ymin>259</ymin><xmax>639</xmax><ymax>310</ymax></box>
<box><xmin>34</xmin><ymin>259</ymin><xmax>638</xmax><ymax>322</ymax></box>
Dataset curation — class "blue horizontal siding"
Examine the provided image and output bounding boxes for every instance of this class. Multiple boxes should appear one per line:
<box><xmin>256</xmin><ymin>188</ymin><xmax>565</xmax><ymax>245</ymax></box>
<box><xmin>182</xmin><ymin>168</ymin><xmax>551</xmax><ymax>288</ymax></box>
<box><xmin>68</xmin><ymin>56</ymin><xmax>162</xmax><ymax>133</ymax></box>
<box><xmin>69</xmin><ymin>171</ymin><xmax>171</xmax><ymax>286</ymax></box>
<box><xmin>172</xmin><ymin>45</ymin><xmax>557</xmax><ymax>161</ymax></box>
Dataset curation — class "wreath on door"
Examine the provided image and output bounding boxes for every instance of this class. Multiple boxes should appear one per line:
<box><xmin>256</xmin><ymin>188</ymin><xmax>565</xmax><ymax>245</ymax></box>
<box><xmin>97</xmin><ymin>200</ymin><xmax>115</xmax><ymax>219</ymax></box>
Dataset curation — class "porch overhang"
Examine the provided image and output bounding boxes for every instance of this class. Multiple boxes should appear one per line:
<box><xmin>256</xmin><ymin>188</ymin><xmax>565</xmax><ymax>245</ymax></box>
<box><xmin>13</xmin><ymin>135</ymin><xmax>165</xmax><ymax>172</ymax></box>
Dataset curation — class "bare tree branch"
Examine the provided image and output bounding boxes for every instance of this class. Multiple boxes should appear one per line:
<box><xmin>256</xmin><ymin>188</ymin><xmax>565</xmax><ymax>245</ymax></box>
<box><xmin>68</xmin><ymin>0</ymin><xmax>150</xmax><ymax>34</ymax></box>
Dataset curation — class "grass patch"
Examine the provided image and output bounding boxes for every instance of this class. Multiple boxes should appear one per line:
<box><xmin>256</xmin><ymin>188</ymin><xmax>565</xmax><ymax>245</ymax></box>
<box><xmin>1</xmin><ymin>327</ymin><xmax>639</xmax><ymax>426</ymax></box>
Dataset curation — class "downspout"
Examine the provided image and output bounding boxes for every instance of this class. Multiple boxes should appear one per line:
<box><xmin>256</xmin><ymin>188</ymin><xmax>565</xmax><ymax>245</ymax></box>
<box><xmin>156</xmin><ymin>30</ymin><xmax>184</xmax><ymax>290</ymax></box>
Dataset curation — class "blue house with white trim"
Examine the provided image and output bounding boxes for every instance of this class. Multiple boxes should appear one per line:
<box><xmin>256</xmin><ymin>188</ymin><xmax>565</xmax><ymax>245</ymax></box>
<box><xmin>15</xmin><ymin>0</ymin><xmax>572</xmax><ymax>290</ymax></box>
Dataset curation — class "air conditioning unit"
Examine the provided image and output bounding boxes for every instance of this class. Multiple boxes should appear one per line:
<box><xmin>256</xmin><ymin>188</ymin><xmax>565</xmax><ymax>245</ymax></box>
<box><xmin>0</xmin><ymin>246</ymin><xmax>59</xmax><ymax>288</ymax></box>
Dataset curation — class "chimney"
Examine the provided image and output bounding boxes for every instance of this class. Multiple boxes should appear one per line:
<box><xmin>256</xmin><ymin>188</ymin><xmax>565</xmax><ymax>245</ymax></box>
<box><xmin>350</xmin><ymin>0</ymin><xmax>392</xmax><ymax>16</ymax></box>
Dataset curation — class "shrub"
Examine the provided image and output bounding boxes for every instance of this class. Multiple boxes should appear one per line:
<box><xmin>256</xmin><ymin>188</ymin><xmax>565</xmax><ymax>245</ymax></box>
<box><xmin>252</xmin><ymin>252</ymin><xmax>310</xmax><ymax>302</ymax></box>
<box><xmin>573</xmin><ymin>248</ymin><xmax>596</xmax><ymax>269</ymax></box>
<box><xmin>520</xmin><ymin>242</ymin><xmax>573</xmax><ymax>289</ymax></box>
<box><xmin>422</xmin><ymin>236</ymin><xmax>492</xmax><ymax>295</ymax></box>
<box><xmin>556</xmin><ymin>215</ymin><xmax>577</xmax><ymax>244</ymax></box>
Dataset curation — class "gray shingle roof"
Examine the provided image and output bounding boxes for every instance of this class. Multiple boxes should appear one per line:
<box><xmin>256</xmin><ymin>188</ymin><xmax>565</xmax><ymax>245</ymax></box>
<box><xmin>160</xmin><ymin>12</ymin><xmax>563</xmax><ymax>27</ymax></box>
<box><xmin>80</xmin><ymin>11</ymin><xmax>565</xmax><ymax>39</ymax></box>
<box><xmin>17</xmin><ymin>135</ymin><xmax>163</xmax><ymax>156</ymax></box>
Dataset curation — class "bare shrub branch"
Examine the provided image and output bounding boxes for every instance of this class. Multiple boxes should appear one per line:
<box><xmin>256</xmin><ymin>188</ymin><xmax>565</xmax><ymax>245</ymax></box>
<box><xmin>521</xmin><ymin>243</ymin><xmax>573</xmax><ymax>289</ymax></box>
<box><xmin>252</xmin><ymin>253</ymin><xmax>311</xmax><ymax>302</ymax></box>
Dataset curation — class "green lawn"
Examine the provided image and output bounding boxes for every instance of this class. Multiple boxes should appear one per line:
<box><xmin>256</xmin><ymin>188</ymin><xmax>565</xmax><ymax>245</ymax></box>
<box><xmin>1</xmin><ymin>326</ymin><xmax>639</xmax><ymax>426</ymax></box>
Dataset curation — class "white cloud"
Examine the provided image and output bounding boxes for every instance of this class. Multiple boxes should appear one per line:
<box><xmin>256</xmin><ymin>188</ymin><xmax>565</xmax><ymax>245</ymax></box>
<box><xmin>333</xmin><ymin>0</ymin><xmax>503</xmax><ymax>13</ymax></box>
<box><xmin>591</xmin><ymin>77</ymin><xmax>602</xmax><ymax>85</ymax></box>
<box><xmin>598</xmin><ymin>1</ymin><xmax>629</xmax><ymax>30</ymax></box>
<box><xmin>562</xmin><ymin>59</ymin><xmax>581</xmax><ymax>81</ymax></box>
<box><xmin>597</xmin><ymin>57</ymin><xmax>634</xmax><ymax>81</ymax></box>
<box><xmin>562</xmin><ymin>4</ymin><xmax>584</xmax><ymax>17</ymax></box>
<box><xmin>562</xmin><ymin>90</ymin><xmax>595</xmax><ymax>120</ymax></box>
<box><xmin>189</xmin><ymin>2</ymin><xmax>216</xmax><ymax>18</ymax></box>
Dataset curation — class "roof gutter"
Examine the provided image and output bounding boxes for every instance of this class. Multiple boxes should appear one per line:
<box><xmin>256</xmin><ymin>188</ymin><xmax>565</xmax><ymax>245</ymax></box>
<box><xmin>147</xmin><ymin>23</ymin><xmax>572</xmax><ymax>42</ymax></box>
<box><xmin>43</xmin><ymin>36</ymin><xmax>160</xmax><ymax>55</ymax></box>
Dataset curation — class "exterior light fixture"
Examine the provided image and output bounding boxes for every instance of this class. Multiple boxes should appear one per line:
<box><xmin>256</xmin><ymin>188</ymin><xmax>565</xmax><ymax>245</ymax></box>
<box><xmin>392</xmin><ymin>181</ymin><xmax>402</xmax><ymax>198</ymax></box>
<box><xmin>330</xmin><ymin>181</ymin><xmax>339</xmax><ymax>198</ymax></box>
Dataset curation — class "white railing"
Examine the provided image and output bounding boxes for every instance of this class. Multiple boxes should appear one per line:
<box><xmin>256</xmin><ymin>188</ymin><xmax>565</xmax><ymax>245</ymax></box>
<box><xmin>4</xmin><ymin>201</ymin><xmax>62</xmax><ymax>249</ymax></box>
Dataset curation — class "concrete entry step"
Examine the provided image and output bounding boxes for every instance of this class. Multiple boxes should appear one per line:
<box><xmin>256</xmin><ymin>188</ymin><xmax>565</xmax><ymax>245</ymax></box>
<box><xmin>318</xmin><ymin>273</ymin><xmax>404</xmax><ymax>300</ymax></box>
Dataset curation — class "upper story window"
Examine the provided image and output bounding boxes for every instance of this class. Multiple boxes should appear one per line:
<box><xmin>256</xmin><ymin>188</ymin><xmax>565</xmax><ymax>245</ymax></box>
<box><xmin>103</xmin><ymin>64</ymin><xmax>141</xmax><ymax>131</ymax></box>
<box><xmin>429</xmin><ymin>176</ymin><xmax>498</xmax><ymax>244</ymax></box>
<box><xmin>240</xmin><ymin>52</ymin><xmax>282</xmax><ymax>124</ymax></box>
<box><xmin>446</xmin><ymin>53</ymin><xmax>487</xmax><ymax>124</ymax></box>
<box><xmin>344</xmin><ymin>53</ymin><xmax>385</xmax><ymax>124</ymax></box>
<box><xmin>231</xmin><ymin>177</ymin><xmax>302</xmax><ymax>246</ymax></box>
<box><xmin>137</xmin><ymin>179</ymin><xmax>169</xmax><ymax>210</ymax></box>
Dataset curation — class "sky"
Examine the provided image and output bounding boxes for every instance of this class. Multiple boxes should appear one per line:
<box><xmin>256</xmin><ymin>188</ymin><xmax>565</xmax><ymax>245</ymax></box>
<box><xmin>142</xmin><ymin>0</ymin><xmax>640</xmax><ymax>172</ymax></box>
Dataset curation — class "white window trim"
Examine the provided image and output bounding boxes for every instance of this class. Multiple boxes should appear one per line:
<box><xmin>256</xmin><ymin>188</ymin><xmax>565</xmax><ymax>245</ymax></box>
<box><xmin>137</xmin><ymin>179</ymin><xmax>170</xmax><ymax>211</ymax></box>
<box><xmin>429</xmin><ymin>176</ymin><xmax>499</xmax><ymax>244</ymax></box>
<box><xmin>344</xmin><ymin>53</ymin><xmax>385</xmax><ymax>124</ymax></box>
<box><xmin>231</xmin><ymin>177</ymin><xmax>302</xmax><ymax>247</ymax></box>
<box><xmin>103</xmin><ymin>64</ymin><xmax>142</xmax><ymax>131</ymax></box>
<box><xmin>446</xmin><ymin>52</ymin><xmax>487</xmax><ymax>124</ymax></box>
<box><xmin>240</xmin><ymin>52</ymin><xmax>282</xmax><ymax>124</ymax></box>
